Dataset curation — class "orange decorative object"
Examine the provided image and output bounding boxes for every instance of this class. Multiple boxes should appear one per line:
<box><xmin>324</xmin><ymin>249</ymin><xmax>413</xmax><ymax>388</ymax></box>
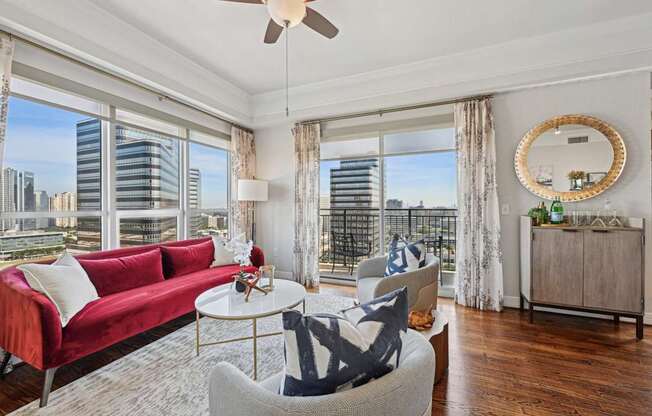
<box><xmin>408</xmin><ymin>309</ymin><xmax>434</xmax><ymax>331</ymax></box>
<box><xmin>235</xmin><ymin>271</ymin><xmax>269</xmax><ymax>302</ymax></box>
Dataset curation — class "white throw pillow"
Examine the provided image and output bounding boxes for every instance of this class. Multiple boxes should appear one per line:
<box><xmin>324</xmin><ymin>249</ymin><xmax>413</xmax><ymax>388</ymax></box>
<box><xmin>18</xmin><ymin>251</ymin><xmax>99</xmax><ymax>327</ymax></box>
<box><xmin>211</xmin><ymin>236</ymin><xmax>236</xmax><ymax>267</ymax></box>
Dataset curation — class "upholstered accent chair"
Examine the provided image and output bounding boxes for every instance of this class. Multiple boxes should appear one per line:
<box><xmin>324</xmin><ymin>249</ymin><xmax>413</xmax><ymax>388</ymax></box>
<box><xmin>208</xmin><ymin>329</ymin><xmax>435</xmax><ymax>416</ymax></box>
<box><xmin>356</xmin><ymin>254</ymin><xmax>440</xmax><ymax>312</ymax></box>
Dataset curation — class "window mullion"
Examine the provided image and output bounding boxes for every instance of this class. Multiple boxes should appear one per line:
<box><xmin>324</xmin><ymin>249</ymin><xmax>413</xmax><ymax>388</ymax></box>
<box><xmin>379</xmin><ymin>133</ymin><xmax>385</xmax><ymax>256</ymax></box>
<box><xmin>180</xmin><ymin>128</ymin><xmax>190</xmax><ymax>240</ymax></box>
<box><xmin>107</xmin><ymin>106</ymin><xmax>118</xmax><ymax>249</ymax></box>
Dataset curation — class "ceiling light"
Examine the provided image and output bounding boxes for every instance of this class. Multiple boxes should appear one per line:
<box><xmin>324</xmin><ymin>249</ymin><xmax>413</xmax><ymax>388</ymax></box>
<box><xmin>554</xmin><ymin>126</ymin><xmax>561</xmax><ymax>135</ymax></box>
<box><xmin>266</xmin><ymin>0</ymin><xmax>306</xmax><ymax>28</ymax></box>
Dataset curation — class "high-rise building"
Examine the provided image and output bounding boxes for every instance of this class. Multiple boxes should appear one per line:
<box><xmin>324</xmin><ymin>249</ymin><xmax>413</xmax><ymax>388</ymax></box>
<box><xmin>329</xmin><ymin>159</ymin><xmax>380</xmax><ymax>254</ymax></box>
<box><xmin>50</xmin><ymin>192</ymin><xmax>77</xmax><ymax>228</ymax></box>
<box><xmin>0</xmin><ymin>168</ymin><xmax>37</xmax><ymax>231</ymax></box>
<box><xmin>188</xmin><ymin>168</ymin><xmax>202</xmax><ymax>236</ymax></box>
<box><xmin>19</xmin><ymin>171</ymin><xmax>36</xmax><ymax>231</ymax></box>
<box><xmin>34</xmin><ymin>190</ymin><xmax>50</xmax><ymax>229</ymax></box>
<box><xmin>76</xmin><ymin>119</ymin><xmax>180</xmax><ymax>246</ymax></box>
<box><xmin>329</xmin><ymin>159</ymin><xmax>380</xmax><ymax>210</ymax></box>
<box><xmin>0</xmin><ymin>168</ymin><xmax>18</xmax><ymax>231</ymax></box>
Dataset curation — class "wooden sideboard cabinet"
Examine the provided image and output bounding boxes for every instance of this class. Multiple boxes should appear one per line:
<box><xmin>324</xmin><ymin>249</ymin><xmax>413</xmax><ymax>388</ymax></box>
<box><xmin>519</xmin><ymin>216</ymin><xmax>645</xmax><ymax>339</ymax></box>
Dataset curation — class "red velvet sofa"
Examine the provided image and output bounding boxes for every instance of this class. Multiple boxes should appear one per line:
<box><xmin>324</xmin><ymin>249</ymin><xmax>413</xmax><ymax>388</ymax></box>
<box><xmin>0</xmin><ymin>237</ymin><xmax>263</xmax><ymax>406</ymax></box>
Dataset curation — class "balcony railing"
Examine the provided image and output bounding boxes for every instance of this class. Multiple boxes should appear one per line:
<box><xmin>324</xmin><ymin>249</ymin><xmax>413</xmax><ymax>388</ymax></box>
<box><xmin>319</xmin><ymin>208</ymin><xmax>457</xmax><ymax>276</ymax></box>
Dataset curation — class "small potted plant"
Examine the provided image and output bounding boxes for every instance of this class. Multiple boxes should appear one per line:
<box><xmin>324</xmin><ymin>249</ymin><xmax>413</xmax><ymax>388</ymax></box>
<box><xmin>568</xmin><ymin>170</ymin><xmax>585</xmax><ymax>191</ymax></box>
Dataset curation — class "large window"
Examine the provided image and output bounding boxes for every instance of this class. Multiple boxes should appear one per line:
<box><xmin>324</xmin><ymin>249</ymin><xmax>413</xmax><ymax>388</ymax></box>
<box><xmin>1</xmin><ymin>96</ymin><xmax>104</xmax><ymax>269</ymax></box>
<box><xmin>319</xmin><ymin>126</ymin><xmax>457</xmax><ymax>279</ymax></box>
<box><xmin>188</xmin><ymin>140</ymin><xmax>230</xmax><ymax>238</ymax></box>
<box><xmin>0</xmin><ymin>79</ymin><xmax>231</xmax><ymax>267</ymax></box>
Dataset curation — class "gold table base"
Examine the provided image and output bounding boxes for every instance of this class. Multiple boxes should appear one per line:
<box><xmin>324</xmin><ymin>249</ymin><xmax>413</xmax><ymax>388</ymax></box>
<box><xmin>195</xmin><ymin>299</ymin><xmax>305</xmax><ymax>380</ymax></box>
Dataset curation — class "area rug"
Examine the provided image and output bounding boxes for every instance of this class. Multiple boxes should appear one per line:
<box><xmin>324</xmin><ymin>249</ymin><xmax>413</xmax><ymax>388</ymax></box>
<box><xmin>10</xmin><ymin>293</ymin><xmax>354</xmax><ymax>416</ymax></box>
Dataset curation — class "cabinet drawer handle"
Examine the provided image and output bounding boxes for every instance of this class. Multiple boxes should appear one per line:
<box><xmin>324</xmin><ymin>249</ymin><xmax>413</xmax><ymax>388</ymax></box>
<box><xmin>562</xmin><ymin>229</ymin><xmax>578</xmax><ymax>232</ymax></box>
<box><xmin>592</xmin><ymin>229</ymin><xmax>611</xmax><ymax>233</ymax></box>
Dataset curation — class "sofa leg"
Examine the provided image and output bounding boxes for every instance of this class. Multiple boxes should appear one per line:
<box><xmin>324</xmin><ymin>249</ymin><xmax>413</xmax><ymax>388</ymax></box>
<box><xmin>40</xmin><ymin>367</ymin><xmax>58</xmax><ymax>408</ymax></box>
<box><xmin>0</xmin><ymin>351</ymin><xmax>11</xmax><ymax>379</ymax></box>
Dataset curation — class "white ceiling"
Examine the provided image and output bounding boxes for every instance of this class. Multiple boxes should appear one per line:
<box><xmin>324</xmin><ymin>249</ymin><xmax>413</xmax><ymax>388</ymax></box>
<box><xmin>85</xmin><ymin>0</ymin><xmax>652</xmax><ymax>94</ymax></box>
<box><xmin>1</xmin><ymin>0</ymin><xmax>652</xmax><ymax>125</ymax></box>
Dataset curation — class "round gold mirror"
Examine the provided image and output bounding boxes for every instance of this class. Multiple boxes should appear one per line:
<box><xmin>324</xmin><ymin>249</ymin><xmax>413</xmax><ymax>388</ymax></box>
<box><xmin>514</xmin><ymin>115</ymin><xmax>626</xmax><ymax>202</ymax></box>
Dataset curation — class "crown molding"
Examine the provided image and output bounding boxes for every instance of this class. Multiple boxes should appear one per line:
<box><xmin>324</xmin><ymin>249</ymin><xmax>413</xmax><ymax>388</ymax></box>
<box><xmin>251</xmin><ymin>13</ymin><xmax>652</xmax><ymax>127</ymax></box>
<box><xmin>2</xmin><ymin>1</ymin><xmax>652</xmax><ymax>131</ymax></box>
<box><xmin>0</xmin><ymin>0</ymin><xmax>252</xmax><ymax>125</ymax></box>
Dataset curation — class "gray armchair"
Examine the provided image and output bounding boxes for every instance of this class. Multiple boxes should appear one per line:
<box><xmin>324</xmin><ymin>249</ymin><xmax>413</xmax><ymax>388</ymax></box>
<box><xmin>357</xmin><ymin>254</ymin><xmax>439</xmax><ymax>312</ymax></box>
<box><xmin>208</xmin><ymin>329</ymin><xmax>435</xmax><ymax>416</ymax></box>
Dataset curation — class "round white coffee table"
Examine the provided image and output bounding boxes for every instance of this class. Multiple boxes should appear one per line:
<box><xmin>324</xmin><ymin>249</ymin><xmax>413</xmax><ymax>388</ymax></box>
<box><xmin>194</xmin><ymin>279</ymin><xmax>306</xmax><ymax>380</ymax></box>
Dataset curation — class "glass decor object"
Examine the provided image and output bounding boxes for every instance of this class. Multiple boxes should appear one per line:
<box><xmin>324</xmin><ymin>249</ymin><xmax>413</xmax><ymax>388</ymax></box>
<box><xmin>259</xmin><ymin>265</ymin><xmax>276</xmax><ymax>291</ymax></box>
<box><xmin>590</xmin><ymin>209</ymin><xmax>607</xmax><ymax>227</ymax></box>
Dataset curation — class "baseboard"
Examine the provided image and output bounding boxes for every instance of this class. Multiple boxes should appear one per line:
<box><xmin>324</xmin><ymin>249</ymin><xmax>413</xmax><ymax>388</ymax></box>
<box><xmin>504</xmin><ymin>295</ymin><xmax>652</xmax><ymax>325</ymax></box>
<box><xmin>438</xmin><ymin>285</ymin><xmax>455</xmax><ymax>298</ymax></box>
<box><xmin>320</xmin><ymin>276</ymin><xmax>357</xmax><ymax>286</ymax></box>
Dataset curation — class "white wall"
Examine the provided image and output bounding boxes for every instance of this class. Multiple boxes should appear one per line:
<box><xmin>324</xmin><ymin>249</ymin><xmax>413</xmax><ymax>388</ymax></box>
<box><xmin>255</xmin><ymin>122</ymin><xmax>295</xmax><ymax>275</ymax></box>
<box><xmin>493</xmin><ymin>72</ymin><xmax>652</xmax><ymax>313</ymax></box>
<box><xmin>255</xmin><ymin>73</ymin><xmax>652</xmax><ymax>318</ymax></box>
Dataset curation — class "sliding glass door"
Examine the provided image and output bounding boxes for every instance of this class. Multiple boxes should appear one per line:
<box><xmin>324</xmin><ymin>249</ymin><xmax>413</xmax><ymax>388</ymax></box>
<box><xmin>319</xmin><ymin>126</ymin><xmax>457</xmax><ymax>280</ymax></box>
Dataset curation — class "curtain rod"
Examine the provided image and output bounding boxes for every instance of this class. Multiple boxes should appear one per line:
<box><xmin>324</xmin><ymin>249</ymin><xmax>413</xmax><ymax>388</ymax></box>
<box><xmin>299</xmin><ymin>94</ymin><xmax>493</xmax><ymax>125</ymax></box>
<box><xmin>1</xmin><ymin>29</ymin><xmax>253</xmax><ymax>134</ymax></box>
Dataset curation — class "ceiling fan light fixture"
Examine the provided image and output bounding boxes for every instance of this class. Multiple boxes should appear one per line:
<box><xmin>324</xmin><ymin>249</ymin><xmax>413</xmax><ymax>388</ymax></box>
<box><xmin>266</xmin><ymin>0</ymin><xmax>306</xmax><ymax>28</ymax></box>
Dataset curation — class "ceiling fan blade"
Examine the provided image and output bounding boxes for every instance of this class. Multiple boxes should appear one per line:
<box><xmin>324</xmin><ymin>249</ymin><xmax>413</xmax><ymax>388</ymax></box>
<box><xmin>220</xmin><ymin>0</ymin><xmax>263</xmax><ymax>4</ymax></box>
<box><xmin>264</xmin><ymin>19</ymin><xmax>284</xmax><ymax>44</ymax></box>
<box><xmin>303</xmin><ymin>7</ymin><xmax>339</xmax><ymax>39</ymax></box>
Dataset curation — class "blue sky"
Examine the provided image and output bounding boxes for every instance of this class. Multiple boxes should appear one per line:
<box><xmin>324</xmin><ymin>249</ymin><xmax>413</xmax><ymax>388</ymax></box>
<box><xmin>5</xmin><ymin>97</ymin><xmax>80</xmax><ymax>194</ymax></box>
<box><xmin>4</xmin><ymin>97</ymin><xmax>229</xmax><ymax>208</ymax></box>
<box><xmin>189</xmin><ymin>142</ymin><xmax>228</xmax><ymax>208</ymax></box>
<box><xmin>320</xmin><ymin>151</ymin><xmax>457</xmax><ymax>208</ymax></box>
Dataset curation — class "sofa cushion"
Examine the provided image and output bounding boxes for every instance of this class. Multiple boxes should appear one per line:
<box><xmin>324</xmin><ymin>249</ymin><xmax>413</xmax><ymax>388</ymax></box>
<box><xmin>78</xmin><ymin>249</ymin><xmax>165</xmax><ymax>297</ymax></box>
<box><xmin>280</xmin><ymin>288</ymin><xmax>408</xmax><ymax>397</ymax></box>
<box><xmin>211</xmin><ymin>236</ymin><xmax>237</xmax><ymax>267</ymax></box>
<box><xmin>54</xmin><ymin>264</ymin><xmax>256</xmax><ymax>368</ymax></box>
<box><xmin>161</xmin><ymin>239</ymin><xmax>215</xmax><ymax>278</ymax></box>
<box><xmin>17</xmin><ymin>251</ymin><xmax>99</xmax><ymax>327</ymax></box>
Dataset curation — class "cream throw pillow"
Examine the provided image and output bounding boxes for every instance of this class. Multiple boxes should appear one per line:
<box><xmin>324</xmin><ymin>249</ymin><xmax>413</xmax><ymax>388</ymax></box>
<box><xmin>211</xmin><ymin>236</ymin><xmax>236</xmax><ymax>267</ymax></box>
<box><xmin>18</xmin><ymin>251</ymin><xmax>99</xmax><ymax>327</ymax></box>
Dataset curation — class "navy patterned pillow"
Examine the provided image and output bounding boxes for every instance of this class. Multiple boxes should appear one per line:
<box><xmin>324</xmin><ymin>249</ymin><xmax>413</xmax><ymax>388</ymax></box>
<box><xmin>280</xmin><ymin>288</ymin><xmax>408</xmax><ymax>397</ymax></box>
<box><xmin>385</xmin><ymin>237</ymin><xmax>426</xmax><ymax>276</ymax></box>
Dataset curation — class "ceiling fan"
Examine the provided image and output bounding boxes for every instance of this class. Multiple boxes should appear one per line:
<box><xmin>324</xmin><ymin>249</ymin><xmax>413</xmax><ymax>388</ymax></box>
<box><xmin>221</xmin><ymin>0</ymin><xmax>339</xmax><ymax>43</ymax></box>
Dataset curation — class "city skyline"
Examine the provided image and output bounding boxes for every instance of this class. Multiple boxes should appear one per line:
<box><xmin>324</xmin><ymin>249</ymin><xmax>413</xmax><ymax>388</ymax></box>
<box><xmin>3</xmin><ymin>96</ymin><xmax>229</xmax><ymax>210</ymax></box>
<box><xmin>320</xmin><ymin>152</ymin><xmax>457</xmax><ymax>209</ymax></box>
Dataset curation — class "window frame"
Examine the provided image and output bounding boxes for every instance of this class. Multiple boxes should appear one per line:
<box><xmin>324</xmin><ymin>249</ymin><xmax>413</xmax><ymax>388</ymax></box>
<box><xmin>319</xmin><ymin>123</ymin><xmax>456</xmax><ymax>259</ymax></box>
<box><xmin>1</xmin><ymin>80</ymin><xmax>231</xmax><ymax>257</ymax></box>
<box><xmin>186</xmin><ymin>139</ymin><xmax>232</xmax><ymax>239</ymax></box>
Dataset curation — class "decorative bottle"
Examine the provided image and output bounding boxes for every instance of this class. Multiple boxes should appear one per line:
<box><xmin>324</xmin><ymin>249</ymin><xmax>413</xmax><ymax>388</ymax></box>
<box><xmin>538</xmin><ymin>201</ymin><xmax>549</xmax><ymax>224</ymax></box>
<box><xmin>550</xmin><ymin>197</ymin><xmax>564</xmax><ymax>224</ymax></box>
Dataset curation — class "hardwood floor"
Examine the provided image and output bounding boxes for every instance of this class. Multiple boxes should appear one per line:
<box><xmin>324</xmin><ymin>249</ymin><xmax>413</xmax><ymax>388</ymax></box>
<box><xmin>1</xmin><ymin>284</ymin><xmax>650</xmax><ymax>415</ymax></box>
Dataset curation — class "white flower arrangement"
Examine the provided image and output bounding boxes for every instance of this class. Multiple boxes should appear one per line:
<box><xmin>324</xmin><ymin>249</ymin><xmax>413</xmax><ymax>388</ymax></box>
<box><xmin>225</xmin><ymin>233</ymin><xmax>253</xmax><ymax>269</ymax></box>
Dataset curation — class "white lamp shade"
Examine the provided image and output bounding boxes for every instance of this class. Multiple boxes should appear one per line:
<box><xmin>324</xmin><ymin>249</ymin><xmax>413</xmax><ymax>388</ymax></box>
<box><xmin>237</xmin><ymin>179</ymin><xmax>269</xmax><ymax>202</ymax></box>
<box><xmin>267</xmin><ymin>0</ymin><xmax>306</xmax><ymax>28</ymax></box>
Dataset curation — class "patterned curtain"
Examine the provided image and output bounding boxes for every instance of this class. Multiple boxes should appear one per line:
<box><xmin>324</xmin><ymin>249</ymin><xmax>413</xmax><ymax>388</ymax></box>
<box><xmin>292</xmin><ymin>123</ymin><xmax>320</xmax><ymax>288</ymax></box>
<box><xmin>0</xmin><ymin>32</ymin><xmax>14</xmax><ymax>375</ymax></box>
<box><xmin>229</xmin><ymin>126</ymin><xmax>256</xmax><ymax>241</ymax></box>
<box><xmin>454</xmin><ymin>98</ymin><xmax>504</xmax><ymax>311</ymax></box>
<box><xmin>0</xmin><ymin>33</ymin><xmax>14</xmax><ymax>172</ymax></box>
